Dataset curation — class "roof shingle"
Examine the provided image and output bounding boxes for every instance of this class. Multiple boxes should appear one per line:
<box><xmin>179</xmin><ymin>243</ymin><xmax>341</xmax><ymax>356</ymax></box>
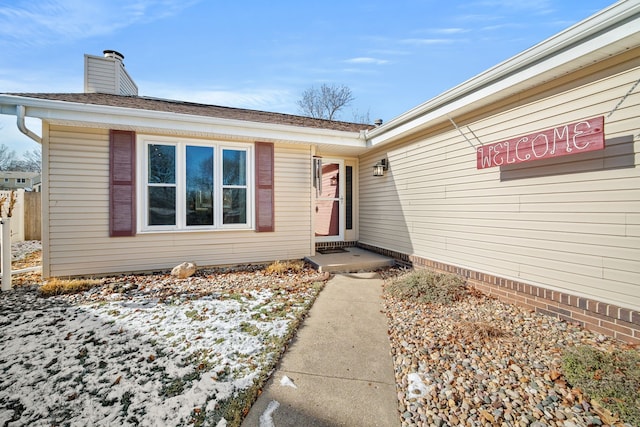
<box><xmin>7</xmin><ymin>93</ymin><xmax>374</xmax><ymax>133</ymax></box>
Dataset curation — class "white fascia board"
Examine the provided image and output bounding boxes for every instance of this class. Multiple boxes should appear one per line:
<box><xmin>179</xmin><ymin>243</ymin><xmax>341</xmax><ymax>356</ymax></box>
<box><xmin>367</xmin><ymin>0</ymin><xmax>640</xmax><ymax>147</ymax></box>
<box><xmin>0</xmin><ymin>104</ymin><xmax>19</xmax><ymax>116</ymax></box>
<box><xmin>0</xmin><ymin>95</ymin><xmax>366</xmax><ymax>148</ymax></box>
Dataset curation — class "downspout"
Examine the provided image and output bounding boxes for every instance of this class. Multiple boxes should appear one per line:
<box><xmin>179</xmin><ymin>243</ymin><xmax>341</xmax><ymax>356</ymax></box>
<box><xmin>3</xmin><ymin>104</ymin><xmax>43</xmax><ymax>290</ymax></box>
<box><xmin>16</xmin><ymin>105</ymin><xmax>42</xmax><ymax>144</ymax></box>
<box><xmin>15</xmin><ymin>104</ymin><xmax>45</xmax><ymax>279</ymax></box>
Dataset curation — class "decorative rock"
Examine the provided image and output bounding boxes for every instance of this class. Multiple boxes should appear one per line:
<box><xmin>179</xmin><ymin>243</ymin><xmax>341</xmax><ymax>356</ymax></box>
<box><xmin>171</xmin><ymin>262</ymin><xmax>197</xmax><ymax>278</ymax></box>
<box><xmin>381</xmin><ymin>267</ymin><xmax>628</xmax><ymax>427</ymax></box>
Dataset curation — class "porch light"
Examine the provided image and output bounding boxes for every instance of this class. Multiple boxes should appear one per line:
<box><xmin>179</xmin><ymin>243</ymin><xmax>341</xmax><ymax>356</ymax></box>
<box><xmin>373</xmin><ymin>158</ymin><xmax>388</xmax><ymax>176</ymax></box>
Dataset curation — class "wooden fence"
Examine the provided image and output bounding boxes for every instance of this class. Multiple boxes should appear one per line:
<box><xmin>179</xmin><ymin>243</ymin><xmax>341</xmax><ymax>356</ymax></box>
<box><xmin>0</xmin><ymin>190</ymin><xmax>41</xmax><ymax>242</ymax></box>
<box><xmin>24</xmin><ymin>192</ymin><xmax>41</xmax><ymax>240</ymax></box>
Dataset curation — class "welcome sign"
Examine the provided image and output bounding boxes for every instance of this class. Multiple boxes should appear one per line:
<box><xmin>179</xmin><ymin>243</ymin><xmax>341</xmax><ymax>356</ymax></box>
<box><xmin>477</xmin><ymin>116</ymin><xmax>605</xmax><ymax>169</ymax></box>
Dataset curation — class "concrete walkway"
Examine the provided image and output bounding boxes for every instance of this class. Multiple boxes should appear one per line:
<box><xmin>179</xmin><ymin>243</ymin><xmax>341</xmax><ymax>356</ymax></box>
<box><xmin>242</xmin><ymin>272</ymin><xmax>400</xmax><ymax>427</ymax></box>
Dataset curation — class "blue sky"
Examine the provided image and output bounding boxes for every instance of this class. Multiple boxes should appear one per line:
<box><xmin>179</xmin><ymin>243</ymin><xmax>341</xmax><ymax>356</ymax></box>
<box><xmin>0</xmin><ymin>0</ymin><xmax>616</xmax><ymax>156</ymax></box>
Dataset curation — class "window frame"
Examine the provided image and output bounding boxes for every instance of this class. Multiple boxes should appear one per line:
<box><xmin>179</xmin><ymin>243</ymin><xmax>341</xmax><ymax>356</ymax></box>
<box><xmin>137</xmin><ymin>135</ymin><xmax>254</xmax><ymax>233</ymax></box>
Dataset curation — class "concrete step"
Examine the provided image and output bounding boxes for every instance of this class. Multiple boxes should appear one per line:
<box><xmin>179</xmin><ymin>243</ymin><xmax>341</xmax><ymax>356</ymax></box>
<box><xmin>305</xmin><ymin>247</ymin><xmax>395</xmax><ymax>273</ymax></box>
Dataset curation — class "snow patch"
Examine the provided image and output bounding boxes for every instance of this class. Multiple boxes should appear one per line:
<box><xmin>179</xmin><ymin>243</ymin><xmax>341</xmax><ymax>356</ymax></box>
<box><xmin>10</xmin><ymin>240</ymin><xmax>41</xmax><ymax>261</ymax></box>
<box><xmin>280</xmin><ymin>375</ymin><xmax>297</xmax><ymax>389</ymax></box>
<box><xmin>407</xmin><ymin>372</ymin><xmax>431</xmax><ymax>397</ymax></box>
<box><xmin>0</xmin><ymin>269</ymin><xmax>322</xmax><ymax>426</ymax></box>
<box><xmin>259</xmin><ymin>400</ymin><xmax>280</xmax><ymax>427</ymax></box>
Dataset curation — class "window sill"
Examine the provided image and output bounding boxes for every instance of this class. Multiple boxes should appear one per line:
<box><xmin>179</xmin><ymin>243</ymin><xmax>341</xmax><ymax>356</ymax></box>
<box><xmin>138</xmin><ymin>226</ymin><xmax>254</xmax><ymax>234</ymax></box>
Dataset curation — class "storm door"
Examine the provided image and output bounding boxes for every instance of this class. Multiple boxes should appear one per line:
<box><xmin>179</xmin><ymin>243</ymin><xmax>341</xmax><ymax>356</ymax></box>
<box><xmin>314</xmin><ymin>158</ymin><xmax>344</xmax><ymax>242</ymax></box>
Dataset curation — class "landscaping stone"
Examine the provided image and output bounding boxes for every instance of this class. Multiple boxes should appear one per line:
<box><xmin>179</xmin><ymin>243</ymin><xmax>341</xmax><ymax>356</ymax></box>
<box><xmin>381</xmin><ymin>268</ymin><xmax>638</xmax><ymax>427</ymax></box>
<box><xmin>170</xmin><ymin>261</ymin><xmax>197</xmax><ymax>278</ymax></box>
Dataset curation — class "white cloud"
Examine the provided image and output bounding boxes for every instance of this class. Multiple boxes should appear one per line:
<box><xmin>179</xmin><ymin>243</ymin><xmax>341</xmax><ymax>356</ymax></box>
<box><xmin>369</xmin><ymin>49</ymin><xmax>412</xmax><ymax>56</ymax></box>
<box><xmin>455</xmin><ymin>13</ymin><xmax>500</xmax><ymax>24</ymax></box>
<box><xmin>467</xmin><ymin>0</ymin><xmax>554</xmax><ymax>14</ymax></box>
<box><xmin>139</xmin><ymin>83</ymin><xmax>297</xmax><ymax>113</ymax></box>
<box><xmin>0</xmin><ymin>0</ymin><xmax>199</xmax><ymax>45</ymax></box>
<box><xmin>341</xmin><ymin>68</ymin><xmax>378</xmax><ymax>75</ymax></box>
<box><xmin>0</xmin><ymin>68</ymin><xmax>79</xmax><ymax>93</ymax></box>
<box><xmin>481</xmin><ymin>22</ymin><xmax>525</xmax><ymax>32</ymax></box>
<box><xmin>344</xmin><ymin>57</ymin><xmax>389</xmax><ymax>65</ymax></box>
<box><xmin>400</xmin><ymin>38</ymin><xmax>455</xmax><ymax>46</ymax></box>
<box><xmin>431</xmin><ymin>28</ymin><xmax>469</xmax><ymax>35</ymax></box>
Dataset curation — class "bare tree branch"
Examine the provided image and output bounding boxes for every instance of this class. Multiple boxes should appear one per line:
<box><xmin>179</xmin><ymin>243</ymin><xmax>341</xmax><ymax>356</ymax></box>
<box><xmin>0</xmin><ymin>145</ymin><xmax>42</xmax><ymax>172</ymax></box>
<box><xmin>21</xmin><ymin>148</ymin><xmax>42</xmax><ymax>173</ymax></box>
<box><xmin>297</xmin><ymin>83</ymin><xmax>355</xmax><ymax>121</ymax></box>
<box><xmin>0</xmin><ymin>144</ymin><xmax>17</xmax><ymax>171</ymax></box>
<box><xmin>351</xmin><ymin>109</ymin><xmax>371</xmax><ymax>125</ymax></box>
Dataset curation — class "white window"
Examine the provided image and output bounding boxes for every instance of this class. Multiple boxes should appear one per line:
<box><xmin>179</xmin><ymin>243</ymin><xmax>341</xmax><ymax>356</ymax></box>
<box><xmin>17</xmin><ymin>178</ymin><xmax>26</xmax><ymax>184</ymax></box>
<box><xmin>138</xmin><ymin>136</ymin><xmax>253</xmax><ymax>232</ymax></box>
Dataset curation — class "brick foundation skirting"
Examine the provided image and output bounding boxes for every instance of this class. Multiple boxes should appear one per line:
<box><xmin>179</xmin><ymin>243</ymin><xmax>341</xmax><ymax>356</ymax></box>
<box><xmin>357</xmin><ymin>242</ymin><xmax>640</xmax><ymax>345</ymax></box>
<box><xmin>315</xmin><ymin>241</ymin><xmax>357</xmax><ymax>250</ymax></box>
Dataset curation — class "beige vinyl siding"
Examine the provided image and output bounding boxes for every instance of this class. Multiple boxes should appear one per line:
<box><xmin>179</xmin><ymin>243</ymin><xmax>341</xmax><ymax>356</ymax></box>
<box><xmin>47</xmin><ymin>126</ymin><xmax>311</xmax><ymax>276</ymax></box>
<box><xmin>85</xmin><ymin>56</ymin><xmax>118</xmax><ymax>94</ymax></box>
<box><xmin>118</xmin><ymin>68</ymin><xmax>138</xmax><ymax>96</ymax></box>
<box><xmin>360</xmin><ymin>59</ymin><xmax>640</xmax><ymax>310</ymax></box>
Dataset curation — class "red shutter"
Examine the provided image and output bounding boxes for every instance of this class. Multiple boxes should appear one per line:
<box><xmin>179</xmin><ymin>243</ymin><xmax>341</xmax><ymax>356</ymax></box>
<box><xmin>255</xmin><ymin>141</ymin><xmax>274</xmax><ymax>232</ymax></box>
<box><xmin>109</xmin><ymin>130</ymin><xmax>136</xmax><ymax>236</ymax></box>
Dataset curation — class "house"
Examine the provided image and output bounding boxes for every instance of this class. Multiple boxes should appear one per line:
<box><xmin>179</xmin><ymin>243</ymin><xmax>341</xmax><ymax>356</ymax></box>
<box><xmin>0</xmin><ymin>171</ymin><xmax>41</xmax><ymax>191</ymax></box>
<box><xmin>0</xmin><ymin>0</ymin><xmax>638</xmax><ymax>343</ymax></box>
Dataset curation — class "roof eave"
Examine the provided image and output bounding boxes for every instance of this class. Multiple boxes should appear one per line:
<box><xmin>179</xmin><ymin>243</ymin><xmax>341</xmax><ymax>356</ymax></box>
<box><xmin>366</xmin><ymin>0</ymin><xmax>640</xmax><ymax>147</ymax></box>
<box><xmin>0</xmin><ymin>95</ymin><xmax>368</xmax><ymax>150</ymax></box>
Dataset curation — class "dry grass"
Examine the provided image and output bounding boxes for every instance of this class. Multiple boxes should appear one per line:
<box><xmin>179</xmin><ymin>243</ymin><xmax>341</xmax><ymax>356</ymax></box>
<box><xmin>264</xmin><ymin>260</ymin><xmax>305</xmax><ymax>276</ymax></box>
<box><xmin>38</xmin><ymin>277</ymin><xmax>103</xmax><ymax>297</ymax></box>
<box><xmin>562</xmin><ymin>345</ymin><xmax>640</xmax><ymax>425</ymax></box>
<box><xmin>454</xmin><ymin>320</ymin><xmax>508</xmax><ymax>341</ymax></box>
<box><xmin>12</xmin><ymin>250</ymin><xmax>42</xmax><ymax>271</ymax></box>
<box><xmin>385</xmin><ymin>269</ymin><xmax>468</xmax><ymax>305</ymax></box>
<box><xmin>11</xmin><ymin>249</ymin><xmax>42</xmax><ymax>287</ymax></box>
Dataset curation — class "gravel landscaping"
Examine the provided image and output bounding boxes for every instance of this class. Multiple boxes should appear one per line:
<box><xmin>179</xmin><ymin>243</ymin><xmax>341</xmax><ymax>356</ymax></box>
<box><xmin>382</xmin><ymin>268</ymin><xmax>639</xmax><ymax>427</ymax></box>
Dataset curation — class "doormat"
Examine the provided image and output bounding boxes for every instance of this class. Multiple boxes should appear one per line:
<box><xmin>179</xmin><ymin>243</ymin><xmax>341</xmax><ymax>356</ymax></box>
<box><xmin>316</xmin><ymin>247</ymin><xmax>347</xmax><ymax>254</ymax></box>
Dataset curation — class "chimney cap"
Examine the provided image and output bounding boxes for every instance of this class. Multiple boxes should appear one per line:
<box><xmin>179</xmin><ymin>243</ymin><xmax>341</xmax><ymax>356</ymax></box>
<box><xmin>103</xmin><ymin>50</ymin><xmax>124</xmax><ymax>61</ymax></box>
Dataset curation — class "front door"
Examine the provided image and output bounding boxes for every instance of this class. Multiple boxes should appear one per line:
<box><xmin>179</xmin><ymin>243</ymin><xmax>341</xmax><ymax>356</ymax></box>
<box><xmin>314</xmin><ymin>158</ymin><xmax>344</xmax><ymax>242</ymax></box>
